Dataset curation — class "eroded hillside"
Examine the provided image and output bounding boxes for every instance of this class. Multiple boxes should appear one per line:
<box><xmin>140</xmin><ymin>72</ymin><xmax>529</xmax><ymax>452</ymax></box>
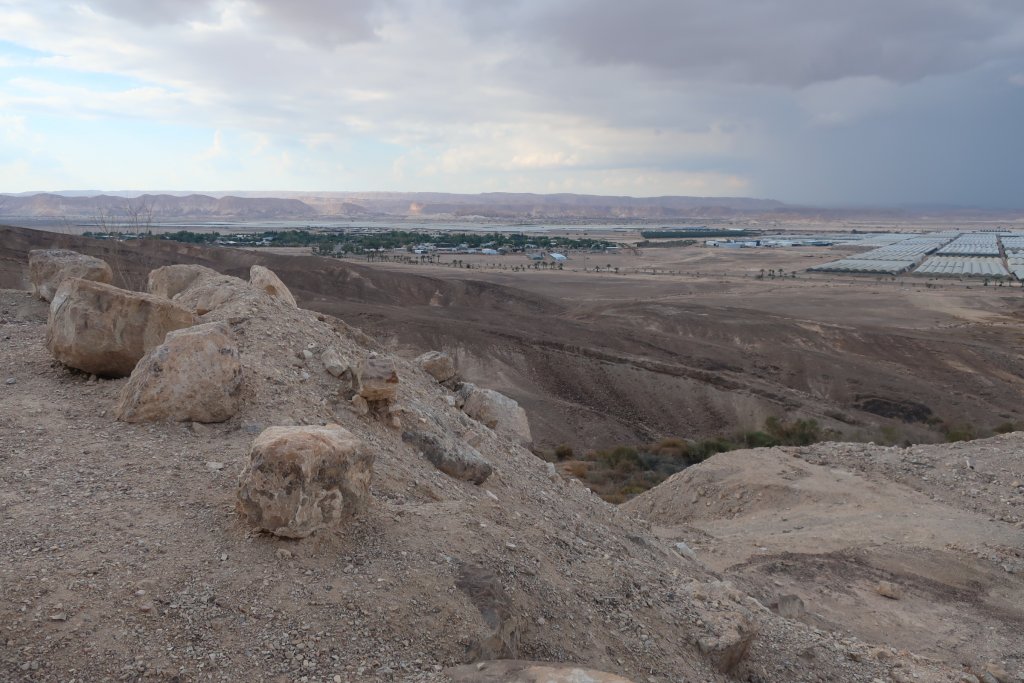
<box><xmin>3</xmin><ymin>225</ymin><xmax>1024</xmax><ymax>456</ymax></box>
<box><xmin>0</xmin><ymin>261</ymin><xmax>972</xmax><ymax>682</ymax></box>
<box><xmin>624</xmin><ymin>439</ymin><xmax>1024</xmax><ymax>679</ymax></box>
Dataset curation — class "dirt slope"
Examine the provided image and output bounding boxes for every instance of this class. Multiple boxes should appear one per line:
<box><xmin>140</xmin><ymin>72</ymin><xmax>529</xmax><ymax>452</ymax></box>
<box><xmin>624</xmin><ymin>440</ymin><xmax>1024</xmax><ymax>678</ymax></box>
<box><xmin>0</xmin><ymin>281</ymin><xmax>968</xmax><ymax>683</ymax></box>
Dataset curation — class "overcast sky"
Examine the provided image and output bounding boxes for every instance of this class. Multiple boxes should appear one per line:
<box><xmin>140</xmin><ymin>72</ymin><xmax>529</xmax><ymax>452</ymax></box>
<box><xmin>1</xmin><ymin>0</ymin><xmax>1022</xmax><ymax>206</ymax></box>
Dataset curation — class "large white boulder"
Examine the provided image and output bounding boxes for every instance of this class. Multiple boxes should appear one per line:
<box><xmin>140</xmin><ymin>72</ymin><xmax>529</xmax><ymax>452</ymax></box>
<box><xmin>29</xmin><ymin>249</ymin><xmax>113</xmax><ymax>302</ymax></box>
<box><xmin>115</xmin><ymin>322</ymin><xmax>242</xmax><ymax>423</ymax></box>
<box><xmin>462</xmin><ymin>387</ymin><xmax>533</xmax><ymax>446</ymax></box>
<box><xmin>250</xmin><ymin>265</ymin><xmax>297</xmax><ymax>307</ymax></box>
<box><xmin>236</xmin><ymin>426</ymin><xmax>374</xmax><ymax>538</ymax></box>
<box><xmin>147</xmin><ymin>264</ymin><xmax>221</xmax><ymax>300</ymax></box>
<box><xmin>47</xmin><ymin>278</ymin><xmax>195</xmax><ymax>377</ymax></box>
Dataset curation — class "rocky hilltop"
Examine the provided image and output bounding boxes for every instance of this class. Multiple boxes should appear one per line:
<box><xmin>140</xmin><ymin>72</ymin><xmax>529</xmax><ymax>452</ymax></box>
<box><xmin>0</xmin><ymin>191</ymin><xmax>783</xmax><ymax>221</ymax></box>
<box><xmin>0</xmin><ymin>244</ymin><xmax>1007</xmax><ymax>682</ymax></box>
<box><xmin>0</xmin><ymin>193</ymin><xmax>318</xmax><ymax>220</ymax></box>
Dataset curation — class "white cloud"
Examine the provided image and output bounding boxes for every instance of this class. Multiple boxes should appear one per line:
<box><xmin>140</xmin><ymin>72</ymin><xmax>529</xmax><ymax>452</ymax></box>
<box><xmin>197</xmin><ymin>128</ymin><xmax>225</xmax><ymax>160</ymax></box>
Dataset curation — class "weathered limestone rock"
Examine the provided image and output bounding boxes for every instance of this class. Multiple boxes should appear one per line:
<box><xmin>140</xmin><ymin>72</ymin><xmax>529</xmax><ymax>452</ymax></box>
<box><xmin>674</xmin><ymin>541</ymin><xmax>697</xmax><ymax>561</ymax></box>
<box><xmin>875</xmin><ymin>580</ymin><xmax>903</xmax><ymax>600</ymax></box>
<box><xmin>454</xmin><ymin>382</ymin><xmax>476</xmax><ymax>409</ymax></box>
<box><xmin>684</xmin><ymin>579</ymin><xmax>761</xmax><ymax>675</ymax></box>
<box><xmin>147</xmin><ymin>264</ymin><xmax>220</xmax><ymax>299</ymax></box>
<box><xmin>250</xmin><ymin>265</ymin><xmax>297</xmax><ymax>307</ymax></box>
<box><xmin>29</xmin><ymin>249</ymin><xmax>112</xmax><ymax>302</ymax></box>
<box><xmin>446</xmin><ymin>661</ymin><xmax>635</xmax><ymax>683</ymax></box>
<box><xmin>402</xmin><ymin>430</ymin><xmax>493</xmax><ymax>484</ymax></box>
<box><xmin>236</xmin><ymin>426</ymin><xmax>373</xmax><ymax>538</ymax></box>
<box><xmin>415</xmin><ymin>350</ymin><xmax>456</xmax><ymax>382</ymax></box>
<box><xmin>115</xmin><ymin>322</ymin><xmax>242</xmax><ymax>423</ymax></box>
<box><xmin>349</xmin><ymin>394</ymin><xmax>369</xmax><ymax>416</ymax></box>
<box><xmin>172</xmin><ymin>274</ymin><xmax>249</xmax><ymax>315</ymax></box>
<box><xmin>321</xmin><ymin>347</ymin><xmax>348</xmax><ymax>378</ymax></box>
<box><xmin>455</xmin><ymin>565</ymin><xmax>520</xmax><ymax>660</ymax></box>
<box><xmin>776</xmin><ymin>594</ymin><xmax>806</xmax><ymax>620</ymax></box>
<box><xmin>356</xmin><ymin>357</ymin><xmax>399</xmax><ymax>402</ymax></box>
<box><xmin>462</xmin><ymin>387</ymin><xmax>533</xmax><ymax>446</ymax></box>
<box><xmin>47</xmin><ymin>278</ymin><xmax>195</xmax><ymax>377</ymax></box>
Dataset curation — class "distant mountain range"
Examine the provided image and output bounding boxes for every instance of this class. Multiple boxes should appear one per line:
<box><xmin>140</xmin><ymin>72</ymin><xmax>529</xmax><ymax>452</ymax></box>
<box><xmin>0</xmin><ymin>193</ymin><xmax>317</xmax><ymax>221</ymax></box>
<box><xmin>1</xmin><ymin>191</ymin><xmax>1021</xmax><ymax>222</ymax></box>
<box><xmin>0</xmin><ymin>191</ymin><xmax>785</xmax><ymax>221</ymax></box>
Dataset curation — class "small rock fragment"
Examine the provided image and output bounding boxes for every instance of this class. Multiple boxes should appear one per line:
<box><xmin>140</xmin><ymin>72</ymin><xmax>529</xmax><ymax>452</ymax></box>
<box><xmin>776</xmin><ymin>594</ymin><xmax>805</xmax><ymax>620</ymax></box>
<box><xmin>875</xmin><ymin>581</ymin><xmax>902</xmax><ymax>600</ymax></box>
<box><xmin>350</xmin><ymin>395</ymin><xmax>369</xmax><ymax>416</ymax></box>
<box><xmin>321</xmin><ymin>347</ymin><xmax>348</xmax><ymax>378</ymax></box>
<box><xmin>674</xmin><ymin>541</ymin><xmax>697</xmax><ymax>561</ymax></box>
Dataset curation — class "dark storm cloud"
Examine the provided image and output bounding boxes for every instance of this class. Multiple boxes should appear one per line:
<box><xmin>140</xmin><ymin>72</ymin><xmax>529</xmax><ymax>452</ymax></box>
<box><xmin>482</xmin><ymin>0</ymin><xmax>1024</xmax><ymax>87</ymax></box>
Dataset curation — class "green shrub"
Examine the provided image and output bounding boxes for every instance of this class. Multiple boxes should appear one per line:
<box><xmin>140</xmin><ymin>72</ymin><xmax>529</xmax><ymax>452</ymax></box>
<box><xmin>691</xmin><ymin>437</ymin><xmax>735</xmax><ymax>461</ymax></box>
<box><xmin>942</xmin><ymin>423</ymin><xmax>976</xmax><ymax>442</ymax></box>
<box><xmin>554</xmin><ymin>444</ymin><xmax>575</xmax><ymax>460</ymax></box>
<box><xmin>741</xmin><ymin>430</ymin><xmax>778</xmax><ymax>448</ymax></box>
<box><xmin>765</xmin><ymin>416</ymin><xmax>821</xmax><ymax>446</ymax></box>
<box><xmin>994</xmin><ymin>422</ymin><xmax>1017</xmax><ymax>434</ymax></box>
<box><xmin>602</xmin><ymin>446</ymin><xmax>641</xmax><ymax>472</ymax></box>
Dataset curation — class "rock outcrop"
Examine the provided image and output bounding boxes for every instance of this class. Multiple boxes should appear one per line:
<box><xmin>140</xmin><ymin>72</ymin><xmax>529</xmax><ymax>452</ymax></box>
<box><xmin>147</xmin><ymin>264</ymin><xmax>220</xmax><ymax>300</ymax></box>
<box><xmin>29</xmin><ymin>249</ymin><xmax>112</xmax><ymax>302</ymax></box>
<box><xmin>402</xmin><ymin>430</ymin><xmax>493</xmax><ymax>484</ymax></box>
<box><xmin>415</xmin><ymin>350</ymin><xmax>456</xmax><ymax>382</ymax></box>
<box><xmin>684</xmin><ymin>580</ymin><xmax>761</xmax><ymax>675</ymax></box>
<box><xmin>250</xmin><ymin>265</ymin><xmax>297</xmax><ymax>307</ymax></box>
<box><xmin>356</xmin><ymin>357</ymin><xmax>399</xmax><ymax>403</ymax></box>
<box><xmin>46</xmin><ymin>278</ymin><xmax>195</xmax><ymax>377</ymax></box>
<box><xmin>236</xmin><ymin>426</ymin><xmax>373</xmax><ymax>538</ymax></box>
<box><xmin>461</xmin><ymin>386</ymin><xmax>533</xmax><ymax>446</ymax></box>
<box><xmin>115</xmin><ymin>322</ymin><xmax>243</xmax><ymax>423</ymax></box>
